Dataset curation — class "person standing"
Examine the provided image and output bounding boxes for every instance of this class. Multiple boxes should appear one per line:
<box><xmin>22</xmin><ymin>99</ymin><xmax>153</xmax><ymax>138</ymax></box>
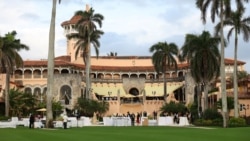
<box><xmin>29</xmin><ymin>114</ymin><xmax>35</xmax><ymax>129</ymax></box>
<box><xmin>153</xmin><ymin>111</ymin><xmax>157</xmax><ymax>120</ymax></box>
<box><xmin>136</xmin><ymin>112</ymin><xmax>141</xmax><ymax>125</ymax></box>
<box><xmin>130</xmin><ymin>113</ymin><xmax>135</xmax><ymax>126</ymax></box>
<box><xmin>63</xmin><ymin>114</ymin><xmax>68</xmax><ymax>129</ymax></box>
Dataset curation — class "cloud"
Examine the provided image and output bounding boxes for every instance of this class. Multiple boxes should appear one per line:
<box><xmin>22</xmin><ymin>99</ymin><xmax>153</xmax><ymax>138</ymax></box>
<box><xmin>1</xmin><ymin>0</ymin><xmax>250</xmax><ymax>72</ymax></box>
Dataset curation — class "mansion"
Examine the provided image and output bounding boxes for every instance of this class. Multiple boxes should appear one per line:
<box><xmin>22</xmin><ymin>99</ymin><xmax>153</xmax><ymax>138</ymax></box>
<box><xmin>0</xmin><ymin>14</ymin><xmax>250</xmax><ymax>117</ymax></box>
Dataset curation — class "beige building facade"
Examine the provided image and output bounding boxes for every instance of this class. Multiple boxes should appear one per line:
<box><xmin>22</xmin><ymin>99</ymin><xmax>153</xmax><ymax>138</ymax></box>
<box><xmin>0</xmin><ymin>14</ymin><xmax>249</xmax><ymax>117</ymax></box>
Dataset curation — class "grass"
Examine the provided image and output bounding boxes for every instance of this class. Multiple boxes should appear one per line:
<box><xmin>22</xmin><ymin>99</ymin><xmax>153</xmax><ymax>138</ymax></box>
<box><xmin>0</xmin><ymin>126</ymin><xmax>249</xmax><ymax>141</ymax></box>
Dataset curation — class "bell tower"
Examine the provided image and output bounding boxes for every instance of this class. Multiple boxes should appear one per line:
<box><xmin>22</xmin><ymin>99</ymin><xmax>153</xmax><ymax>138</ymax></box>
<box><xmin>60</xmin><ymin>5</ymin><xmax>90</xmax><ymax>63</ymax></box>
<box><xmin>61</xmin><ymin>15</ymin><xmax>81</xmax><ymax>62</ymax></box>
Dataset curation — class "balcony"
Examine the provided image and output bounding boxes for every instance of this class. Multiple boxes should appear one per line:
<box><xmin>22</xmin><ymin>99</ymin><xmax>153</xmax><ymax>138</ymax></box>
<box><xmin>84</xmin><ymin>76</ymin><xmax>185</xmax><ymax>83</ymax></box>
<box><xmin>227</xmin><ymin>92</ymin><xmax>250</xmax><ymax>99</ymax></box>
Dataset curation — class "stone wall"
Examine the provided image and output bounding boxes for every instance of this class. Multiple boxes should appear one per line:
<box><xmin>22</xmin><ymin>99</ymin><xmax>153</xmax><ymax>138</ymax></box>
<box><xmin>123</xmin><ymin>78</ymin><xmax>145</xmax><ymax>94</ymax></box>
<box><xmin>54</xmin><ymin>74</ymin><xmax>82</xmax><ymax>109</ymax></box>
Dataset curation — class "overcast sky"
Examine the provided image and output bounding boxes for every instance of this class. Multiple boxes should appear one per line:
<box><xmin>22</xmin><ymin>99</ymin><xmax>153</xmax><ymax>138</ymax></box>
<box><xmin>1</xmin><ymin>0</ymin><xmax>250</xmax><ymax>72</ymax></box>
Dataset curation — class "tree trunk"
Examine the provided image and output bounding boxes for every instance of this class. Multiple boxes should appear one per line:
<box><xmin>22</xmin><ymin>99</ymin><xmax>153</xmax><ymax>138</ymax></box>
<box><xmin>233</xmin><ymin>30</ymin><xmax>239</xmax><ymax>118</ymax></box>
<box><xmin>220</xmin><ymin>2</ymin><xmax>228</xmax><ymax>128</ymax></box>
<box><xmin>85</xmin><ymin>36</ymin><xmax>91</xmax><ymax>99</ymax></box>
<box><xmin>163</xmin><ymin>71</ymin><xmax>167</xmax><ymax>103</ymax></box>
<box><xmin>5</xmin><ymin>71</ymin><xmax>10</xmax><ymax>117</ymax></box>
<box><xmin>197</xmin><ymin>84</ymin><xmax>201</xmax><ymax>117</ymax></box>
<box><xmin>204</xmin><ymin>83</ymin><xmax>209</xmax><ymax>110</ymax></box>
<box><xmin>163</xmin><ymin>62</ymin><xmax>167</xmax><ymax>103</ymax></box>
<box><xmin>46</xmin><ymin>0</ymin><xmax>57</xmax><ymax>128</ymax></box>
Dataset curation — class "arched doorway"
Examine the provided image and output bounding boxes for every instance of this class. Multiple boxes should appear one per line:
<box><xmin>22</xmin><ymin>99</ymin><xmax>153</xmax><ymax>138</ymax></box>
<box><xmin>128</xmin><ymin>87</ymin><xmax>141</xmax><ymax>103</ymax></box>
<box><xmin>129</xmin><ymin>87</ymin><xmax>139</xmax><ymax>96</ymax></box>
<box><xmin>60</xmin><ymin>85</ymin><xmax>71</xmax><ymax>105</ymax></box>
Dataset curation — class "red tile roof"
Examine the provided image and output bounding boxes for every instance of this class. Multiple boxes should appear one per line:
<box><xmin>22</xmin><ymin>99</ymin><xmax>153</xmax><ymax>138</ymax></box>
<box><xmin>55</xmin><ymin>55</ymin><xmax>71</xmax><ymax>62</ymax></box>
<box><xmin>225</xmin><ymin>58</ymin><xmax>245</xmax><ymax>65</ymax></box>
<box><xmin>61</xmin><ymin>15</ymin><xmax>82</xmax><ymax>26</ymax></box>
<box><xmin>21</xmin><ymin>57</ymin><xmax>244</xmax><ymax>72</ymax></box>
<box><xmin>23</xmin><ymin>60</ymin><xmax>84</xmax><ymax>68</ymax></box>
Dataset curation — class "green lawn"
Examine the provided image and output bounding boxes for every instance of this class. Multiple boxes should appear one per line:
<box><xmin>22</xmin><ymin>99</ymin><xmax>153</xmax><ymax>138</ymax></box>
<box><xmin>0</xmin><ymin>126</ymin><xmax>249</xmax><ymax>141</ymax></box>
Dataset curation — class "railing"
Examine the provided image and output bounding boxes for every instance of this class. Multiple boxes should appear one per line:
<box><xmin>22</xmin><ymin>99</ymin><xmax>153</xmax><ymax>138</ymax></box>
<box><xmin>64</xmin><ymin>29</ymin><xmax>78</xmax><ymax>35</ymax></box>
<box><xmin>145</xmin><ymin>77</ymin><xmax>185</xmax><ymax>82</ymax></box>
<box><xmin>84</xmin><ymin>76</ymin><xmax>185</xmax><ymax>83</ymax></box>
<box><xmin>91</xmin><ymin>79</ymin><xmax>123</xmax><ymax>83</ymax></box>
<box><xmin>239</xmin><ymin>94</ymin><xmax>250</xmax><ymax>99</ymax></box>
<box><xmin>227</xmin><ymin>92</ymin><xmax>250</xmax><ymax>99</ymax></box>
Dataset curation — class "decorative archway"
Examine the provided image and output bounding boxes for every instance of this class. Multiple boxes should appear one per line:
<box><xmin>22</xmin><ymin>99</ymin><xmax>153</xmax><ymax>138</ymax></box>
<box><xmin>24</xmin><ymin>87</ymin><xmax>32</xmax><ymax>94</ymax></box>
<box><xmin>60</xmin><ymin>85</ymin><xmax>71</xmax><ymax>105</ymax></box>
<box><xmin>129</xmin><ymin>87</ymin><xmax>139</xmax><ymax>96</ymax></box>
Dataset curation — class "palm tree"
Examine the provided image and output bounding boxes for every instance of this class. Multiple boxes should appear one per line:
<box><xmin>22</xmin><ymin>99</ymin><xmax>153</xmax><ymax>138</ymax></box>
<box><xmin>149</xmin><ymin>42</ymin><xmax>178</xmax><ymax>103</ymax></box>
<box><xmin>0</xmin><ymin>31</ymin><xmax>29</xmax><ymax>117</ymax></box>
<box><xmin>9</xmin><ymin>88</ymin><xmax>36</xmax><ymax>117</ymax></box>
<box><xmin>196</xmin><ymin>0</ymin><xmax>249</xmax><ymax>127</ymax></box>
<box><xmin>74</xmin><ymin>29</ymin><xmax>104</xmax><ymax>69</ymax></box>
<box><xmin>74</xmin><ymin>6</ymin><xmax>104</xmax><ymax>99</ymax></box>
<box><xmin>76</xmin><ymin>98</ymin><xmax>108</xmax><ymax>117</ymax></box>
<box><xmin>181</xmin><ymin>31</ymin><xmax>221</xmax><ymax>111</ymax></box>
<box><xmin>46</xmin><ymin>0</ymin><xmax>61</xmax><ymax>128</ymax></box>
<box><xmin>215</xmin><ymin>8</ymin><xmax>250</xmax><ymax>118</ymax></box>
<box><xmin>107</xmin><ymin>52</ymin><xmax>117</xmax><ymax>56</ymax></box>
<box><xmin>196</xmin><ymin>0</ymin><xmax>231</xmax><ymax>128</ymax></box>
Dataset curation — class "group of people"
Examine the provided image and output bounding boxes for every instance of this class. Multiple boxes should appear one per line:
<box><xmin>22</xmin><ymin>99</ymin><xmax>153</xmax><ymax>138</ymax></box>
<box><xmin>112</xmin><ymin>111</ymin><xmax>152</xmax><ymax>126</ymax></box>
<box><xmin>29</xmin><ymin>114</ymin><xmax>46</xmax><ymax>128</ymax></box>
<box><xmin>162</xmin><ymin>112</ymin><xmax>192</xmax><ymax>124</ymax></box>
<box><xmin>29</xmin><ymin>113</ymin><xmax>68</xmax><ymax>129</ymax></box>
<box><xmin>127</xmin><ymin>112</ymin><xmax>136</xmax><ymax>126</ymax></box>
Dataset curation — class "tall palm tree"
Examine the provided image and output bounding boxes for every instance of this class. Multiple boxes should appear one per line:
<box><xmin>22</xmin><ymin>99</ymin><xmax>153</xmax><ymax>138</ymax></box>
<box><xmin>0</xmin><ymin>31</ymin><xmax>29</xmax><ymax>117</ymax></box>
<box><xmin>46</xmin><ymin>0</ymin><xmax>60</xmax><ymax>128</ymax></box>
<box><xmin>215</xmin><ymin>7</ymin><xmax>250</xmax><ymax>118</ymax></box>
<box><xmin>181</xmin><ymin>31</ymin><xmax>221</xmax><ymax>111</ymax></box>
<box><xmin>196</xmin><ymin>0</ymin><xmax>231</xmax><ymax>128</ymax></box>
<box><xmin>74</xmin><ymin>6</ymin><xmax>104</xmax><ymax>99</ymax></box>
<box><xmin>149</xmin><ymin>42</ymin><xmax>178</xmax><ymax>103</ymax></box>
<box><xmin>74</xmin><ymin>29</ymin><xmax>104</xmax><ymax>67</ymax></box>
<box><xmin>196</xmin><ymin>0</ymin><xmax>249</xmax><ymax>127</ymax></box>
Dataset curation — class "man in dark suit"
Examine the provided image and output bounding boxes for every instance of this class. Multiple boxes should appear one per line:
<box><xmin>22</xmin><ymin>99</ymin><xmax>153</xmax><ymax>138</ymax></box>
<box><xmin>29</xmin><ymin>114</ymin><xmax>35</xmax><ymax>128</ymax></box>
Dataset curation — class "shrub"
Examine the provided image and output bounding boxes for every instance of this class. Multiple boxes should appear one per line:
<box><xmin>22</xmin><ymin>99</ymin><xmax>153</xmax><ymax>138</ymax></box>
<box><xmin>245</xmin><ymin>116</ymin><xmax>250</xmax><ymax>125</ymax></box>
<box><xmin>203</xmin><ymin>108</ymin><xmax>222</xmax><ymax>120</ymax></box>
<box><xmin>160</xmin><ymin>101</ymin><xmax>187</xmax><ymax>115</ymax></box>
<box><xmin>193</xmin><ymin>119</ymin><xmax>214</xmax><ymax>126</ymax></box>
<box><xmin>193</xmin><ymin>119</ymin><xmax>203</xmax><ymax>126</ymax></box>
<box><xmin>189</xmin><ymin>102</ymin><xmax>199</xmax><ymax>121</ymax></box>
<box><xmin>229</xmin><ymin>117</ymin><xmax>246</xmax><ymax>127</ymax></box>
<box><xmin>212</xmin><ymin>118</ymin><xmax>223</xmax><ymax>126</ymax></box>
<box><xmin>193</xmin><ymin>118</ymin><xmax>222</xmax><ymax>126</ymax></box>
<box><xmin>0</xmin><ymin>116</ymin><xmax>10</xmax><ymax>121</ymax></box>
<box><xmin>203</xmin><ymin>119</ymin><xmax>213</xmax><ymax>125</ymax></box>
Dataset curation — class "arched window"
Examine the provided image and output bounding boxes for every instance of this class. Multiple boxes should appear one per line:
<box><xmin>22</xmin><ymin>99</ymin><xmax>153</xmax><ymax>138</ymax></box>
<box><xmin>24</xmin><ymin>87</ymin><xmax>32</xmax><ymax>94</ymax></box>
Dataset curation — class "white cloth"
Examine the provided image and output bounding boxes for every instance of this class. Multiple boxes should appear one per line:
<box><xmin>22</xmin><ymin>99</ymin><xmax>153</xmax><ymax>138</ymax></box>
<box><xmin>158</xmin><ymin>116</ymin><xmax>174</xmax><ymax>126</ymax></box>
<box><xmin>179</xmin><ymin>117</ymin><xmax>189</xmax><ymax>126</ymax></box>
<box><xmin>103</xmin><ymin>117</ymin><xmax>131</xmax><ymax>126</ymax></box>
